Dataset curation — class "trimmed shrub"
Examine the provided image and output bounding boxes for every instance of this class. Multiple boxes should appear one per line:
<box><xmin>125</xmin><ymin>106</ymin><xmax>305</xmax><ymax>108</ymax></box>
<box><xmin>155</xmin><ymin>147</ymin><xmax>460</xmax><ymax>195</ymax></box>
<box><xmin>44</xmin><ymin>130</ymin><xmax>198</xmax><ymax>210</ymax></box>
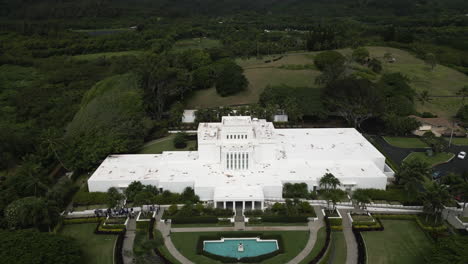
<box><xmin>136</xmin><ymin>221</ymin><xmax>150</xmax><ymax>230</ymax></box>
<box><xmin>114</xmin><ymin>232</ymin><xmax>125</xmax><ymax>264</ymax></box>
<box><xmin>328</xmin><ymin>218</ymin><xmax>342</xmax><ymax>227</ymax></box>
<box><xmin>173</xmin><ymin>133</ymin><xmax>188</xmax><ymax>148</ymax></box>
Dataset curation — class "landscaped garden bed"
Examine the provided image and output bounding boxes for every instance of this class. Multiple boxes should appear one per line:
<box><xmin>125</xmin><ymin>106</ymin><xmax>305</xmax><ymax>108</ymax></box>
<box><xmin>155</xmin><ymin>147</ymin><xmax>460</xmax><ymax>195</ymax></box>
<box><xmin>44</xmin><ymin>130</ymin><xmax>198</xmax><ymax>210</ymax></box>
<box><xmin>171</xmin><ymin>231</ymin><xmax>309</xmax><ymax>264</ymax></box>
<box><xmin>322</xmin><ymin>209</ymin><xmax>342</xmax><ymax>228</ymax></box>
<box><xmin>244</xmin><ymin>201</ymin><xmax>316</xmax><ymax>225</ymax></box>
<box><xmin>404</xmin><ymin>152</ymin><xmax>454</xmax><ymax>167</ymax></box>
<box><xmin>104</xmin><ymin>216</ymin><xmax>127</xmax><ymax>225</ymax></box>
<box><xmin>136</xmin><ymin>211</ymin><xmax>155</xmax><ymax>221</ymax></box>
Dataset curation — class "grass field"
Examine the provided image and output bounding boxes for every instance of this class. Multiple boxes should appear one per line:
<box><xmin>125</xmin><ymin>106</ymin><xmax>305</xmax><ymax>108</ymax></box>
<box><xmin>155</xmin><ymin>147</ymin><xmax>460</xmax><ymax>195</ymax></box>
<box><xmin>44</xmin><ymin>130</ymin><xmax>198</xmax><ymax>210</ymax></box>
<box><xmin>246</xmin><ymin>222</ymin><xmax>309</xmax><ymax>226</ymax></box>
<box><xmin>299</xmin><ymin>227</ymin><xmax>326</xmax><ymax>264</ymax></box>
<box><xmin>351</xmin><ymin>214</ymin><xmax>375</xmax><ymax>222</ymax></box>
<box><xmin>404</xmin><ymin>152</ymin><xmax>454</xmax><ymax>167</ymax></box>
<box><xmin>358</xmin><ymin>47</ymin><xmax>468</xmax><ymax>117</ymax></box>
<box><xmin>362</xmin><ymin>220</ymin><xmax>432</xmax><ymax>264</ymax></box>
<box><xmin>137</xmin><ymin>135</ymin><xmax>196</xmax><ymax>154</ymax></box>
<box><xmin>171</xmin><ymin>231</ymin><xmax>309</xmax><ymax>264</ymax></box>
<box><xmin>171</xmin><ymin>223</ymin><xmax>234</xmax><ymax>228</ymax></box>
<box><xmin>383</xmin><ymin>137</ymin><xmax>428</xmax><ymax>148</ymax></box>
<box><xmin>329</xmin><ymin>231</ymin><xmax>347</xmax><ymax>264</ymax></box>
<box><xmin>60</xmin><ymin>224</ymin><xmax>116</xmax><ymax>264</ymax></box>
<box><xmin>73</xmin><ymin>50</ymin><xmax>144</xmax><ymax>60</ymax></box>
<box><xmin>173</xmin><ymin>38</ymin><xmax>221</xmax><ymax>51</ymax></box>
<box><xmin>446</xmin><ymin>137</ymin><xmax>468</xmax><ymax>146</ymax></box>
<box><xmin>186</xmin><ymin>46</ymin><xmax>468</xmax><ymax>117</ymax></box>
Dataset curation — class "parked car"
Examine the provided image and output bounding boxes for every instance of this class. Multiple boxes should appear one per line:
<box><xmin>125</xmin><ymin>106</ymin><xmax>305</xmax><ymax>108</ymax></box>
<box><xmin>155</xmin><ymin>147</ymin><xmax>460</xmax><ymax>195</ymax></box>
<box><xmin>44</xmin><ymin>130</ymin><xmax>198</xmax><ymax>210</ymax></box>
<box><xmin>457</xmin><ymin>151</ymin><xmax>466</xmax><ymax>159</ymax></box>
<box><xmin>432</xmin><ymin>171</ymin><xmax>442</xmax><ymax>180</ymax></box>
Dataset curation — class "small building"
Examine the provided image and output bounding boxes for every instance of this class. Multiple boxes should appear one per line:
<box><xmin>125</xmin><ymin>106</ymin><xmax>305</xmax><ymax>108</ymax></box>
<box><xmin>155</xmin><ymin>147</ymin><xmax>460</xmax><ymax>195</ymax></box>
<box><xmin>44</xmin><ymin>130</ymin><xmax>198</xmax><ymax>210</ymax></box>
<box><xmin>182</xmin><ymin>109</ymin><xmax>197</xmax><ymax>123</ymax></box>
<box><xmin>410</xmin><ymin>115</ymin><xmax>465</xmax><ymax>137</ymax></box>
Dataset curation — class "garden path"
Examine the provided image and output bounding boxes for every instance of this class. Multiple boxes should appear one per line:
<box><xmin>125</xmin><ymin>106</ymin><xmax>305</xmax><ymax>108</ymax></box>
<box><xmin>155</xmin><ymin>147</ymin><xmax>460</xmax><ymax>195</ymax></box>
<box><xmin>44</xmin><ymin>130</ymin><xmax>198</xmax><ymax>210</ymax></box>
<box><xmin>123</xmin><ymin>218</ymin><xmax>136</xmax><ymax>264</ymax></box>
<box><xmin>339</xmin><ymin>209</ymin><xmax>357</xmax><ymax>264</ymax></box>
<box><xmin>287</xmin><ymin>206</ymin><xmax>324</xmax><ymax>264</ymax></box>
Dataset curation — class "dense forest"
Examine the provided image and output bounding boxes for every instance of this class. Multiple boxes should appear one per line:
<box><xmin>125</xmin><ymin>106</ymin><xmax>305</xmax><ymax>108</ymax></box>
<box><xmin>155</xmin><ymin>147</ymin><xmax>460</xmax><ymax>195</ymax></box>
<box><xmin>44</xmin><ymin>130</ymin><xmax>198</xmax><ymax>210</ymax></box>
<box><xmin>0</xmin><ymin>0</ymin><xmax>467</xmax><ymax>262</ymax></box>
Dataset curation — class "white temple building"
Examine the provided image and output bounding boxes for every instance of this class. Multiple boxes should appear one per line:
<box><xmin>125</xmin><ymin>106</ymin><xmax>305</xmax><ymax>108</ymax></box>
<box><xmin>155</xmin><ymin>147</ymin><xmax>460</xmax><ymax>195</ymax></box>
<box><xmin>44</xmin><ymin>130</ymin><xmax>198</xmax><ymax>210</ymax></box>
<box><xmin>88</xmin><ymin>116</ymin><xmax>394</xmax><ymax>210</ymax></box>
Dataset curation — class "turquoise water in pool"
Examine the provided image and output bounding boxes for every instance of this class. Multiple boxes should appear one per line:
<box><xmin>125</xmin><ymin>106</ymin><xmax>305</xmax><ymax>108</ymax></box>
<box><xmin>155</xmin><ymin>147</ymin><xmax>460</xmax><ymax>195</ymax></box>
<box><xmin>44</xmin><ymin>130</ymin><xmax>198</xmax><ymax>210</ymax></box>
<box><xmin>203</xmin><ymin>238</ymin><xmax>278</xmax><ymax>258</ymax></box>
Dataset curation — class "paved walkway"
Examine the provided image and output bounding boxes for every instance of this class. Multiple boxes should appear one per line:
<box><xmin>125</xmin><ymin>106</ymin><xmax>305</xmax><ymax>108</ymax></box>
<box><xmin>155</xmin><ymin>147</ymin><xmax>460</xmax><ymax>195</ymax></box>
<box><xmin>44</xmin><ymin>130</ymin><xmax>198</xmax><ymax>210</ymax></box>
<box><xmin>339</xmin><ymin>209</ymin><xmax>357</xmax><ymax>264</ymax></box>
<box><xmin>287</xmin><ymin>206</ymin><xmax>325</xmax><ymax>264</ymax></box>
<box><xmin>171</xmin><ymin>225</ymin><xmax>310</xmax><ymax>233</ymax></box>
<box><xmin>122</xmin><ymin>218</ymin><xmax>136</xmax><ymax>264</ymax></box>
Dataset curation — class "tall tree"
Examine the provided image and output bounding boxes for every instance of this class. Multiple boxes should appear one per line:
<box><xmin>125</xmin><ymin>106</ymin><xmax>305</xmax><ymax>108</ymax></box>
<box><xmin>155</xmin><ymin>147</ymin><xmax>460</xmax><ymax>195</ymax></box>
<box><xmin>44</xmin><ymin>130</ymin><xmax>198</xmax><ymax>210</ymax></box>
<box><xmin>417</xmin><ymin>90</ymin><xmax>432</xmax><ymax>106</ymax></box>
<box><xmin>421</xmin><ymin>182</ymin><xmax>451</xmax><ymax>224</ymax></box>
<box><xmin>396</xmin><ymin>159</ymin><xmax>431</xmax><ymax>198</ymax></box>
<box><xmin>325</xmin><ymin>77</ymin><xmax>384</xmax><ymax>129</ymax></box>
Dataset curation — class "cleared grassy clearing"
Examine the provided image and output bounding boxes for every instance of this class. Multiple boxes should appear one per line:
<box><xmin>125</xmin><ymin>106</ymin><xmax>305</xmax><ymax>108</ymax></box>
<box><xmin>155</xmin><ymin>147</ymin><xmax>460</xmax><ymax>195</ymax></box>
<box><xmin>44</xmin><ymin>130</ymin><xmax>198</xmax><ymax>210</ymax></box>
<box><xmin>186</xmin><ymin>67</ymin><xmax>321</xmax><ymax>109</ymax></box>
<box><xmin>362</xmin><ymin>46</ymin><xmax>468</xmax><ymax>117</ymax></box>
<box><xmin>60</xmin><ymin>224</ymin><xmax>116</xmax><ymax>264</ymax></box>
<box><xmin>73</xmin><ymin>50</ymin><xmax>143</xmax><ymax>60</ymax></box>
<box><xmin>298</xmin><ymin>227</ymin><xmax>327</xmax><ymax>264</ymax></box>
<box><xmin>137</xmin><ymin>135</ymin><xmax>196</xmax><ymax>154</ymax></box>
<box><xmin>173</xmin><ymin>38</ymin><xmax>221</xmax><ymax>51</ymax></box>
<box><xmin>171</xmin><ymin>231</ymin><xmax>309</xmax><ymax>264</ymax></box>
<box><xmin>187</xmin><ymin>46</ymin><xmax>467</xmax><ymax>116</ymax></box>
<box><xmin>404</xmin><ymin>152</ymin><xmax>454</xmax><ymax>167</ymax></box>
<box><xmin>383</xmin><ymin>137</ymin><xmax>428</xmax><ymax>148</ymax></box>
<box><xmin>362</xmin><ymin>220</ymin><xmax>432</xmax><ymax>264</ymax></box>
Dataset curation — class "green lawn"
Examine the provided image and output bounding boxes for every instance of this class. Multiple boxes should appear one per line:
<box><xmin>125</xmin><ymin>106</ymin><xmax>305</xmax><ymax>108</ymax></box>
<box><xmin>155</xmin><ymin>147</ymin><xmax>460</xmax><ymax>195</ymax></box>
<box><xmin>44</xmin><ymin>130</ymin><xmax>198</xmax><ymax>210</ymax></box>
<box><xmin>173</xmin><ymin>38</ymin><xmax>221</xmax><ymax>51</ymax></box>
<box><xmin>187</xmin><ymin>46</ymin><xmax>468</xmax><ymax>116</ymax></box>
<box><xmin>351</xmin><ymin>214</ymin><xmax>374</xmax><ymax>222</ymax></box>
<box><xmin>73</xmin><ymin>204</ymin><xmax>107</xmax><ymax>211</ymax></box>
<box><xmin>362</xmin><ymin>220</ymin><xmax>433</xmax><ymax>264</ymax></box>
<box><xmin>299</xmin><ymin>227</ymin><xmax>326</xmax><ymax>264</ymax></box>
<box><xmin>60</xmin><ymin>224</ymin><xmax>117</xmax><ymax>264</ymax></box>
<box><xmin>73</xmin><ymin>50</ymin><xmax>144</xmax><ymax>60</ymax></box>
<box><xmin>171</xmin><ymin>223</ymin><xmax>234</xmax><ymax>228</ymax></box>
<box><xmin>446</xmin><ymin>137</ymin><xmax>468</xmax><ymax>146</ymax></box>
<box><xmin>404</xmin><ymin>152</ymin><xmax>454</xmax><ymax>167</ymax></box>
<box><xmin>329</xmin><ymin>231</ymin><xmax>347</xmax><ymax>264</ymax></box>
<box><xmin>171</xmin><ymin>231</ymin><xmax>309</xmax><ymax>264</ymax></box>
<box><xmin>137</xmin><ymin>135</ymin><xmax>196</xmax><ymax>154</ymax></box>
<box><xmin>383</xmin><ymin>137</ymin><xmax>428</xmax><ymax>148</ymax></box>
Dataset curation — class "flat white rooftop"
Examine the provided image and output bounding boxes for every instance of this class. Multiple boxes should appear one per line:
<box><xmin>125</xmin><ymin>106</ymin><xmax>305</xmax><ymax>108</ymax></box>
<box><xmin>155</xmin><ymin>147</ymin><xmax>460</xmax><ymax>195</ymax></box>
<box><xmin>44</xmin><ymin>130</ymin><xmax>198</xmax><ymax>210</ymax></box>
<box><xmin>88</xmin><ymin>116</ymin><xmax>392</xmax><ymax>200</ymax></box>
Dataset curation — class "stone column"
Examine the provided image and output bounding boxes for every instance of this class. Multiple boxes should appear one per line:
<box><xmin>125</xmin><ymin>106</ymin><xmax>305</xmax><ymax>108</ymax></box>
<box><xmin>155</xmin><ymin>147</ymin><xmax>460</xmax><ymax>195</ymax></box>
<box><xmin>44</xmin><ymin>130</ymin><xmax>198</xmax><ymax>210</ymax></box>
<box><xmin>223</xmin><ymin>201</ymin><xmax>226</xmax><ymax>209</ymax></box>
<box><xmin>242</xmin><ymin>201</ymin><xmax>245</xmax><ymax>211</ymax></box>
<box><xmin>214</xmin><ymin>200</ymin><xmax>217</xmax><ymax>208</ymax></box>
<box><xmin>261</xmin><ymin>201</ymin><xmax>264</xmax><ymax>211</ymax></box>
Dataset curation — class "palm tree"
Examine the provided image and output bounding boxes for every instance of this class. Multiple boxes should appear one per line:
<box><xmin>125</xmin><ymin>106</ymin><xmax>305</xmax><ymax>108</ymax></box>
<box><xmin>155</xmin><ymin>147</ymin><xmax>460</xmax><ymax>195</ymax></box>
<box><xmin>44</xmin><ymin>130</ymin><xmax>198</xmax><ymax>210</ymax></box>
<box><xmin>40</xmin><ymin>129</ymin><xmax>70</xmax><ymax>171</ymax></box>
<box><xmin>326</xmin><ymin>189</ymin><xmax>346</xmax><ymax>213</ymax></box>
<box><xmin>456</xmin><ymin>86</ymin><xmax>468</xmax><ymax>106</ymax></box>
<box><xmin>417</xmin><ymin>90</ymin><xmax>432</xmax><ymax>106</ymax></box>
<box><xmin>397</xmin><ymin>159</ymin><xmax>431</xmax><ymax>199</ymax></box>
<box><xmin>319</xmin><ymin>173</ymin><xmax>341</xmax><ymax>192</ymax></box>
<box><xmin>421</xmin><ymin>182</ymin><xmax>451</xmax><ymax>224</ymax></box>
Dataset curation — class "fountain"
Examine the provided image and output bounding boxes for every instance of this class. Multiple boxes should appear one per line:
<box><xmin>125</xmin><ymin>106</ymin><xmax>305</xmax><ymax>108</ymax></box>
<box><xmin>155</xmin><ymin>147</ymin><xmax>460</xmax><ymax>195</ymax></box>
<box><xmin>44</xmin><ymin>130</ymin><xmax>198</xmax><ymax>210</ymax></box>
<box><xmin>238</xmin><ymin>243</ymin><xmax>244</xmax><ymax>252</ymax></box>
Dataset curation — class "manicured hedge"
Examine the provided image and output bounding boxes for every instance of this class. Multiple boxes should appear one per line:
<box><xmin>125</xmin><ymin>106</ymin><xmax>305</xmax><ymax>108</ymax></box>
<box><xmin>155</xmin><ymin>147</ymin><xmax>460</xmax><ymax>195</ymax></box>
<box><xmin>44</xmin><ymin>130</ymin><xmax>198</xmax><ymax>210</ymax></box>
<box><xmin>136</xmin><ymin>221</ymin><xmax>150</xmax><ymax>230</ymax></box>
<box><xmin>328</xmin><ymin>217</ymin><xmax>342</xmax><ymax>227</ymax></box>
<box><xmin>261</xmin><ymin>215</ymin><xmax>308</xmax><ymax>223</ymax></box>
<box><xmin>352</xmin><ymin>218</ymin><xmax>384</xmax><ymax>231</ymax></box>
<box><xmin>94</xmin><ymin>221</ymin><xmax>126</xmax><ymax>234</ymax></box>
<box><xmin>353</xmin><ymin>228</ymin><xmax>366</xmax><ymax>264</ymax></box>
<box><xmin>357</xmin><ymin>188</ymin><xmax>421</xmax><ymax>205</ymax></box>
<box><xmin>114</xmin><ymin>232</ymin><xmax>125</xmax><ymax>264</ymax></box>
<box><xmin>373</xmin><ymin>214</ymin><xmax>447</xmax><ymax>232</ymax></box>
<box><xmin>196</xmin><ymin>232</ymin><xmax>284</xmax><ymax>263</ymax></box>
<box><xmin>63</xmin><ymin>217</ymin><xmax>104</xmax><ymax>224</ymax></box>
<box><xmin>171</xmin><ymin>216</ymin><xmax>218</xmax><ymax>224</ymax></box>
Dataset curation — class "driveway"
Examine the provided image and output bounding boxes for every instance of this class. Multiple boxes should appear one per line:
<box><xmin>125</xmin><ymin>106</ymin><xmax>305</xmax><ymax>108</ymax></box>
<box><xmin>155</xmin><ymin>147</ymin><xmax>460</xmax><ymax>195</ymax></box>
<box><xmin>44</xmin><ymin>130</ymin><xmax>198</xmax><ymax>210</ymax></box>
<box><xmin>373</xmin><ymin>136</ymin><xmax>468</xmax><ymax>176</ymax></box>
